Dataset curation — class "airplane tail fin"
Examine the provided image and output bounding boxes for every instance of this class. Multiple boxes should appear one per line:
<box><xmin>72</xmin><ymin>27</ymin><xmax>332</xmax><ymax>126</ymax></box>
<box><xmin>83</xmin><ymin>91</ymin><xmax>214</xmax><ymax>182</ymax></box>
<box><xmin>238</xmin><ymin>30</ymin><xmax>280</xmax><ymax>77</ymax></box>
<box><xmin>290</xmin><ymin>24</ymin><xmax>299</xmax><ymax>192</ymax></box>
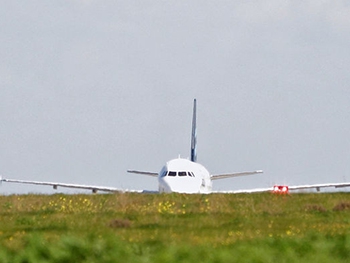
<box><xmin>191</xmin><ymin>99</ymin><xmax>197</xmax><ymax>162</ymax></box>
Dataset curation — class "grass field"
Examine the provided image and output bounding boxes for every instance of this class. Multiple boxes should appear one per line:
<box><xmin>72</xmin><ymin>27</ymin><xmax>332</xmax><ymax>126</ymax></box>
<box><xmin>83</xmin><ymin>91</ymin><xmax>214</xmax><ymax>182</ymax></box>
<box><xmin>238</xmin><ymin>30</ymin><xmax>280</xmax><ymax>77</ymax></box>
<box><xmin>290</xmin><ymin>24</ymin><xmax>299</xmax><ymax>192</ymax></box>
<box><xmin>0</xmin><ymin>192</ymin><xmax>350</xmax><ymax>262</ymax></box>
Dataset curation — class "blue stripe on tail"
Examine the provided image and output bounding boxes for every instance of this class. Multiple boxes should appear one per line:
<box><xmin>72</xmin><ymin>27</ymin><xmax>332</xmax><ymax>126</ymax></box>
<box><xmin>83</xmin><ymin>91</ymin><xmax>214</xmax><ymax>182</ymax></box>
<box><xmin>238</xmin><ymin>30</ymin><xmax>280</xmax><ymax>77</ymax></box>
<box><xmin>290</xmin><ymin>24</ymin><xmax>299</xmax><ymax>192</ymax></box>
<box><xmin>191</xmin><ymin>99</ymin><xmax>197</xmax><ymax>162</ymax></box>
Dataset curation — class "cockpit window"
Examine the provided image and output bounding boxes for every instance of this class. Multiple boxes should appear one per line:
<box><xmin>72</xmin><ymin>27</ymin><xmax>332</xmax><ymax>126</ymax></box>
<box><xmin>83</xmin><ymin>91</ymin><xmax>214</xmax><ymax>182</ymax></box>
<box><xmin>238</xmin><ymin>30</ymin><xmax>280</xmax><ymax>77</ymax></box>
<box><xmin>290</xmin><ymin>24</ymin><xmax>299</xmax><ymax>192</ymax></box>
<box><xmin>168</xmin><ymin>171</ymin><xmax>177</xmax><ymax>176</ymax></box>
<box><xmin>178</xmin><ymin>171</ymin><xmax>187</xmax><ymax>176</ymax></box>
<box><xmin>164</xmin><ymin>171</ymin><xmax>195</xmax><ymax>177</ymax></box>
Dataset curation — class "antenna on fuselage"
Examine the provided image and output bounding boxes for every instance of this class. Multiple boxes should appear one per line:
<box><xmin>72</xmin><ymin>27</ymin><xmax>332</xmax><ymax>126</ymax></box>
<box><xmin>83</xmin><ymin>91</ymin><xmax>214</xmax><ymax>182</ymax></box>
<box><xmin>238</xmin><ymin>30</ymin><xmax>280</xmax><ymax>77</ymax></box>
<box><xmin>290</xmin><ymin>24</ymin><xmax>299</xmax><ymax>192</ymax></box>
<box><xmin>191</xmin><ymin>99</ymin><xmax>197</xmax><ymax>162</ymax></box>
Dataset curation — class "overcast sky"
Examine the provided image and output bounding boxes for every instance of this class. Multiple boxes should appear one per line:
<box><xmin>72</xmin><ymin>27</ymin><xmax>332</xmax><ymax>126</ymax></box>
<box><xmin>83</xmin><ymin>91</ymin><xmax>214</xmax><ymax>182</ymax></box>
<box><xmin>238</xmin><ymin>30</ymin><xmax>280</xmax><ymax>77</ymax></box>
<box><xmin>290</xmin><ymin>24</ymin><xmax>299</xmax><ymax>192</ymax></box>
<box><xmin>1</xmin><ymin>1</ymin><xmax>350</xmax><ymax>194</ymax></box>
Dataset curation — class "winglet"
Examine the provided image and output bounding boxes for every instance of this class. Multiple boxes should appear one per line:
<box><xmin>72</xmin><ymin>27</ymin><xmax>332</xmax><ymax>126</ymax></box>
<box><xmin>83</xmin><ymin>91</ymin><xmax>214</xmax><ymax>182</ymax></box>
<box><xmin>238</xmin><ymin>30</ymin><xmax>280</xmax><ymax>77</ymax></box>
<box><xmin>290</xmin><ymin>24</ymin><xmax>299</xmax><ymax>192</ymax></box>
<box><xmin>191</xmin><ymin>99</ymin><xmax>197</xmax><ymax>162</ymax></box>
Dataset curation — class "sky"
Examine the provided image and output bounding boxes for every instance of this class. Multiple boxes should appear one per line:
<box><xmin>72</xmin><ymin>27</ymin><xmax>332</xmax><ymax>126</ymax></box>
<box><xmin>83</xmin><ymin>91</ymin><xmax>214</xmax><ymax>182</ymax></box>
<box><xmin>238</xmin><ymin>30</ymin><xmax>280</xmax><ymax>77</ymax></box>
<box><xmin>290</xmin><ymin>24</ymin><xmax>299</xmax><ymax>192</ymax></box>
<box><xmin>1</xmin><ymin>1</ymin><xmax>350</xmax><ymax>194</ymax></box>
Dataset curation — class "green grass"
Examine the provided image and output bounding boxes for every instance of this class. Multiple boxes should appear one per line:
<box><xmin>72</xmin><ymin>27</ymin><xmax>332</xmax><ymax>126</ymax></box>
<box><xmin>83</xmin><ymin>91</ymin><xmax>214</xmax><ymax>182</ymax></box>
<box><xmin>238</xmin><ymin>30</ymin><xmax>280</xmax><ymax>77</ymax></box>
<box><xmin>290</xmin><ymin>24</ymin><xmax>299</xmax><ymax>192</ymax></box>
<box><xmin>0</xmin><ymin>193</ymin><xmax>350</xmax><ymax>262</ymax></box>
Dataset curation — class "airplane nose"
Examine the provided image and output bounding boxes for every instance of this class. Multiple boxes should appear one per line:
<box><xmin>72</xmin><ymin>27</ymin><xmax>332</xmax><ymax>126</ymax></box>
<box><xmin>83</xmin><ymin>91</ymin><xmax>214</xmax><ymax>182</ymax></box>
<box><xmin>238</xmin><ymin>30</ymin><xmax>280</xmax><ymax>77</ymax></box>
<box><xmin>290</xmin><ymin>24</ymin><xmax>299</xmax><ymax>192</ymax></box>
<box><xmin>158</xmin><ymin>177</ymin><xmax>172</xmax><ymax>193</ymax></box>
<box><xmin>159</xmin><ymin>176</ymin><xmax>200</xmax><ymax>193</ymax></box>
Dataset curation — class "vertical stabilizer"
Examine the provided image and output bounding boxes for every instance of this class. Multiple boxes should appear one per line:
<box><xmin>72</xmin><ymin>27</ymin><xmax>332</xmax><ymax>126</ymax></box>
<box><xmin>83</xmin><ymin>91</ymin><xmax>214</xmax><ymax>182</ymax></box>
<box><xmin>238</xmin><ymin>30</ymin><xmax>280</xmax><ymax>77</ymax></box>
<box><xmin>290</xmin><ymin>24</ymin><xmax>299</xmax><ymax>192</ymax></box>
<box><xmin>191</xmin><ymin>99</ymin><xmax>197</xmax><ymax>162</ymax></box>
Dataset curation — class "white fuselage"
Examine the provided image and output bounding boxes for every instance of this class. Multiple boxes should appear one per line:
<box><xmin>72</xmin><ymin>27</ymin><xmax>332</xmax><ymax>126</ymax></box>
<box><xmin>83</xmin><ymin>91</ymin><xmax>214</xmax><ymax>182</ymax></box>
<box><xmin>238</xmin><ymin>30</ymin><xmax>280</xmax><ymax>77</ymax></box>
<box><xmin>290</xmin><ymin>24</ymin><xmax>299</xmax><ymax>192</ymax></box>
<box><xmin>158</xmin><ymin>158</ymin><xmax>212</xmax><ymax>193</ymax></box>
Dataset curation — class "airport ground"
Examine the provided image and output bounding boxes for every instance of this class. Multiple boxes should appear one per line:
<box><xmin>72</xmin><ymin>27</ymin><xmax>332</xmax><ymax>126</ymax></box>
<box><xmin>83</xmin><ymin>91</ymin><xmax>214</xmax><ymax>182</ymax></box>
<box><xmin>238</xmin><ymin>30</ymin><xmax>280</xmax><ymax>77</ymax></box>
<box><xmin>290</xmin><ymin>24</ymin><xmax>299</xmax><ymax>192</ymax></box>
<box><xmin>0</xmin><ymin>192</ymin><xmax>349</xmax><ymax>262</ymax></box>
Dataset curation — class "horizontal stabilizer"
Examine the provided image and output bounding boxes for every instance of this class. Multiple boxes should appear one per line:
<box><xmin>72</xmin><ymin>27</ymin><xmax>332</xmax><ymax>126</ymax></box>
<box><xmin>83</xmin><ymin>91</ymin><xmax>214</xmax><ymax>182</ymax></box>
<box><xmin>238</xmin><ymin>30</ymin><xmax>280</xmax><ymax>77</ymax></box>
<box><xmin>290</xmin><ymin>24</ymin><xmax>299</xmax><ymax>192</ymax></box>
<box><xmin>127</xmin><ymin>170</ymin><xmax>158</xmax><ymax>177</ymax></box>
<box><xmin>211</xmin><ymin>170</ymin><xmax>263</xmax><ymax>180</ymax></box>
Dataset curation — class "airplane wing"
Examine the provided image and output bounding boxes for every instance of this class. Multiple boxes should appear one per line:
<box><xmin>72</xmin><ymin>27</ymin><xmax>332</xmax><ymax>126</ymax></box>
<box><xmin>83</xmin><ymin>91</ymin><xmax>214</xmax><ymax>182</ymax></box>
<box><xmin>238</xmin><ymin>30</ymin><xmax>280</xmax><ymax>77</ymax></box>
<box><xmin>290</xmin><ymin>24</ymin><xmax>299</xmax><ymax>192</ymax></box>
<box><xmin>211</xmin><ymin>170</ymin><xmax>263</xmax><ymax>180</ymax></box>
<box><xmin>127</xmin><ymin>170</ymin><xmax>159</xmax><ymax>177</ymax></box>
<box><xmin>287</xmin><ymin>182</ymin><xmax>350</xmax><ymax>191</ymax></box>
<box><xmin>213</xmin><ymin>182</ymin><xmax>350</xmax><ymax>194</ymax></box>
<box><xmin>212</xmin><ymin>187</ymin><xmax>273</xmax><ymax>194</ymax></box>
<box><xmin>0</xmin><ymin>176</ymin><xmax>151</xmax><ymax>193</ymax></box>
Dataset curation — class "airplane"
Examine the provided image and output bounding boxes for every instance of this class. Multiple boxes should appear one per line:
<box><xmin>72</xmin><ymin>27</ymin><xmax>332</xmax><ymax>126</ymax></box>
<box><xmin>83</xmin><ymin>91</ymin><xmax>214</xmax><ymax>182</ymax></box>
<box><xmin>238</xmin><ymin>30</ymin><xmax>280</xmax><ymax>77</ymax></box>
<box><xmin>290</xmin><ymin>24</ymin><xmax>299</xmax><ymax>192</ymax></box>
<box><xmin>1</xmin><ymin>99</ymin><xmax>350</xmax><ymax>194</ymax></box>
